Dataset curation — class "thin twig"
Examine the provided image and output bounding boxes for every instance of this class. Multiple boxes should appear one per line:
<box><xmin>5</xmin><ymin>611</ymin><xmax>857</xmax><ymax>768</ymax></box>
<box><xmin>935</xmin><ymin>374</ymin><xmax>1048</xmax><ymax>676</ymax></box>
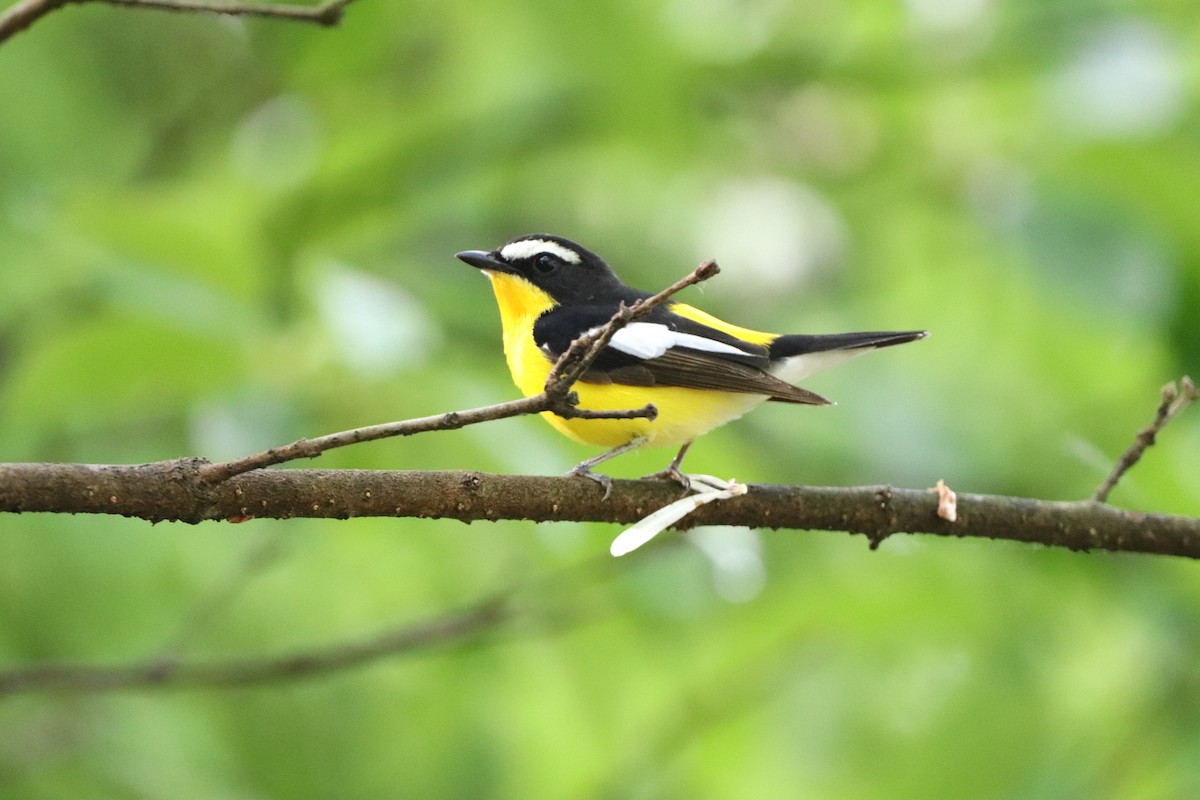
<box><xmin>0</xmin><ymin>0</ymin><xmax>64</xmax><ymax>42</ymax></box>
<box><xmin>102</xmin><ymin>0</ymin><xmax>352</xmax><ymax>24</ymax></box>
<box><xmin>0</xmin><ymin>552</ymin><xmax>624</xmax><ymax>695</ymax></box>
<box><xmin>544</xmin><ymin>260</ymin><xmax>720</xmax><ymax>394</ymax></box>
<box><xmin>197</xmin><ymin>395</ymin><xmax>551</xmax><ymax>483</ymax></box>
<box><xmin>198</xmin><ymin>261</ymin><xmax>719</xmax><ymax>484</ymax></box>
<box><xmin>197</xmin><ymin>393</ymin><xmax>657</xmax><ymax>484</ymax></box>
<box><xmin>0</xmin><ymin>0</ymin><xmax>354</xmax><ymax>45</ymax></box>
<box><xmin>1093</xmin><ymin>376</ymin><xmax>1197</xmax><ymax>503</ymax></box>
<box><xmin>0</xmin><ymin>594</ymin><xmax>510</xmax><ymax>694</ymax></box>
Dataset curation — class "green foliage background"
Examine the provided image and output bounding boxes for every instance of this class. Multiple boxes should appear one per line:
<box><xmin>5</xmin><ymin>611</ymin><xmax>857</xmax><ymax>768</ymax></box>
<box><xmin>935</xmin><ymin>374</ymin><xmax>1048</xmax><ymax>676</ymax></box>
<box><xmin>2</xmin><ymin>1</ymin><xmax>1199</xmax><ymax>797</ymax></box>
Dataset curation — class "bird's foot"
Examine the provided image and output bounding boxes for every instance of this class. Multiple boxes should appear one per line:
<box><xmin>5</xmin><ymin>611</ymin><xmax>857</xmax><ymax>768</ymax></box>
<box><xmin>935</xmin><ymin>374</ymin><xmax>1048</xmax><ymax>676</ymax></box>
<box><xmin>565</xmin><ymin>437</ymin><xmax>648</xmax><ymax>500</ymax></box>
<box><xmin>566</xmin><ymin>463</ymin><xmax>614</xmax><ymax>500</ymax></box>
<box><xmin>640</xmin><ymin>468</ymin><xmax>734</xmax><ymax>495</ymax></box>
<box><xmin>640</xmin><ymin>465</ymin><xmax>693</xmax><ymax>492</ymax></box>
<box><xmin>640</xmin><ymin>441</ymin><xmax>695</xmax><ymax>490</ymax></box>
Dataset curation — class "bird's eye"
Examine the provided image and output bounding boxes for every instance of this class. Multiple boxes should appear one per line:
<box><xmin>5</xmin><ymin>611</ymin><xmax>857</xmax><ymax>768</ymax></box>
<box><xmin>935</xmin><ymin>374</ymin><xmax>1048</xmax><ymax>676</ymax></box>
<box><xmin>533</xmin><ymin>253</ymin><xmax>560</xmax><ymax>273</ymax></box>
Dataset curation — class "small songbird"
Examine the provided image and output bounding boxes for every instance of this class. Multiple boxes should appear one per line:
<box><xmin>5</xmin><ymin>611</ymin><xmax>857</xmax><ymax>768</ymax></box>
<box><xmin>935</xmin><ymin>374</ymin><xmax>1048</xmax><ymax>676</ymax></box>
<box><xmin>457</xmin><ymin>234</ymin><xmax>926</xmax><ymax>491</ymax></box>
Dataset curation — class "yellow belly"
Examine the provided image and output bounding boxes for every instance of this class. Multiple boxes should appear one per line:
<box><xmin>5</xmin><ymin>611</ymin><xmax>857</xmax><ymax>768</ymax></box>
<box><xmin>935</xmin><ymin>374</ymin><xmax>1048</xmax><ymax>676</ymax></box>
<box><xmin>515</xmin><ymin>349</ymin><xmax>767</xmax><ymax>447</ymax></box>
<box><xmin>487</xmin><ymin>273</ymin><xmax>770</xmax><ymax>449</ymax></box>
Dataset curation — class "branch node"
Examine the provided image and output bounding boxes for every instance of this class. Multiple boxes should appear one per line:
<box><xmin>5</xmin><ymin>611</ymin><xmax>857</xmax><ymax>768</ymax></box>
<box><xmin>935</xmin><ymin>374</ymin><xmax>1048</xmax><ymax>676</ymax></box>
<box><xmin>874</xmin><ymin>486</ymin><xmax>892</xmax><ymax>509</ymax></box>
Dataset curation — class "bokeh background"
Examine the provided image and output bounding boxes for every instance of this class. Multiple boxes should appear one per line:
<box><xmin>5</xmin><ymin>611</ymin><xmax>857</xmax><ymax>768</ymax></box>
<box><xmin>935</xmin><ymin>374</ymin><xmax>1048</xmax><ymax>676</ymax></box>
<box><xmin>2</xmin><ymin>1</ymin><xmax>1199</xmax><ymax>797</ymax></box>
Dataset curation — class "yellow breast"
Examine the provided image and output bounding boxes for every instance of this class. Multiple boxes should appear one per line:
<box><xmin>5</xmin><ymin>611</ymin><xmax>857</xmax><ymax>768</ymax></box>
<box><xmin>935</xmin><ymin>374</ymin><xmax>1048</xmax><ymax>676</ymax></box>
<box><xmin>486</xmin><ymin>273</ymin><xmax>773</xmax><ymax>449</ymax></box>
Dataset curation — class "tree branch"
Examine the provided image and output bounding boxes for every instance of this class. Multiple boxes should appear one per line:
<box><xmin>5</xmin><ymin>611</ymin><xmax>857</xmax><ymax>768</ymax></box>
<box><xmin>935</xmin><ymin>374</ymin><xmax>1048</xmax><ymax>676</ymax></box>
<box><xmin>1093</xmin><ymin>375</ymin><xmax>1197</xmax><ymax>503</ymax></box>
<box><xmin>0</xmin><ymin>374</ymin><xmax>1195</xmax><ymax>697</ymax></box>
<box><xmin>0</xmin><ymin>0</ymin><xmax>355</xmax><ymax>45</ymax></box>
<box><xmin>0</xmin><ymin>592</ymin><xmax>510</xmax><ymax>694</ymax></box>
<box><xmin>2</xmin><ymin>461</ymin><xmax>1198</xmax><ymax>559</ymax></box>
<box><xmin>197</xmin><ymin>260</ymin><xmax>718</xmax><ymax>483</ymax></box>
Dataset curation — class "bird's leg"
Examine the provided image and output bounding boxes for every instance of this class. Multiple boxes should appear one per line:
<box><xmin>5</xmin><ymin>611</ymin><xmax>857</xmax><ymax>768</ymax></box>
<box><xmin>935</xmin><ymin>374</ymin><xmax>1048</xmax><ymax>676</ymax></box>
<box><xmin>641</xmin><ymin>441</ymin><xmax>694</xmax><ymax>490</ymax></box>
<box><xmin>566</xmin><ymin>436</ymin><xmax>647</xmax><ymax>500</ymax></box>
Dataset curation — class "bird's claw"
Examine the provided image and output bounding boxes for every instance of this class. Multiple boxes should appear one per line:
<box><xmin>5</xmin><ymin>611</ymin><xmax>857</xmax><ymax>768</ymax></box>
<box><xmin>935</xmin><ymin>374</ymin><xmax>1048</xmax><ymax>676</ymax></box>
<box><xmin>640</xmin><ymin>470</ymin><xmax>733</xmax><ymax>494</ymax></box>
<box><xmin>640</xmin><ymin>466</ymin><xmax>692</xmax><ymax>491</ymax></box>
<box><xmin>567</xmin><ymin>465</ymin><xmax>614</xmax><ymax>500</ymax></box>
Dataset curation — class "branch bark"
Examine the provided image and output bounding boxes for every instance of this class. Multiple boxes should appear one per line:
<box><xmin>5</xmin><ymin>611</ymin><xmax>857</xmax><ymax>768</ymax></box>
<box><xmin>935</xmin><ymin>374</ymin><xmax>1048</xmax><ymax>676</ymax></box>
<box><xmin>2</xmin><ymin>460</ymin><xmax>1198</xmax><ymax>559</ymax></box>
<box><xmin>0</xmin><ymin>0</ymin><xmax>355</xmax><ymax>45</ymax></box>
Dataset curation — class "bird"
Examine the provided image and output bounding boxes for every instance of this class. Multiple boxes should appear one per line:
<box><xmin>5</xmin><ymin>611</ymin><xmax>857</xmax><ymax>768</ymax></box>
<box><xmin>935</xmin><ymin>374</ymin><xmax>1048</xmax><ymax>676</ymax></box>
<box><xmin>456</xmin><ymin>234</ymin><xmax>926</xmax><ymax>493</ymax></box>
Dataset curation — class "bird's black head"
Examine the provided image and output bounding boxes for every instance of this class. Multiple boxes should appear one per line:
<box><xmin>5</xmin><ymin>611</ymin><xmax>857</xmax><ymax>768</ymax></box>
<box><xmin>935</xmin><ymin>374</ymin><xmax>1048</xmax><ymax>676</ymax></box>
<box><xmin>456</xmin><ymin>234</ymin><xmax>632</xmax><ymax>305</ymax></box>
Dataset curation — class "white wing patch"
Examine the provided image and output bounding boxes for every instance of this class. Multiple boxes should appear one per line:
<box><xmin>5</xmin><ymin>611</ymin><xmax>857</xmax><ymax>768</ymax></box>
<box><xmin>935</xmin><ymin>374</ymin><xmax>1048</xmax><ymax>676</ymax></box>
<box><xmin>607</xmin><ymin>322</ymin><xmax>749</xmax><ymax>361</ymax></box>
<box><xmin>499</xmin><ymin>239</ymin><xmax>582</xmax><ymax>264</ymax></box>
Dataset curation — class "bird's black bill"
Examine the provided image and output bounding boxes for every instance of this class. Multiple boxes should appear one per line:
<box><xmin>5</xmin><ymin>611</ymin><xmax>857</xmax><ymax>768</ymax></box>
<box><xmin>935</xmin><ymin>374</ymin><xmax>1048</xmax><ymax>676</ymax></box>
<box><xmin>456</xmin><ymin>250</ymin><xmax>509</xmax><ymax>273</ymax></box>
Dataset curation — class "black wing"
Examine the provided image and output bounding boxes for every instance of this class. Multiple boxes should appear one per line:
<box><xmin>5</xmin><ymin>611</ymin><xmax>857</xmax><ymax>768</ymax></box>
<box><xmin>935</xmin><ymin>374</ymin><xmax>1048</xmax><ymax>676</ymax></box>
<box><xmin>532</xmin><ymin>304</ymin><xmax>830</xmax><ymax>405</ymax></box>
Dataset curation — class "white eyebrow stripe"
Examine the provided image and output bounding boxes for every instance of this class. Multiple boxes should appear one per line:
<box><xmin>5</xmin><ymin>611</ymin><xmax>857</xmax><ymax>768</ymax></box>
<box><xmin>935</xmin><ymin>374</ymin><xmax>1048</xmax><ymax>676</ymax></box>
<box><xmin>499</xmin><ymin>239</ymin><xmax>582</xmax><ymax>264</ymax></box>
<box><xmin>606</xmin><ymin>323</ymin><xmax>749</xmax><ymax>360</ymax></box>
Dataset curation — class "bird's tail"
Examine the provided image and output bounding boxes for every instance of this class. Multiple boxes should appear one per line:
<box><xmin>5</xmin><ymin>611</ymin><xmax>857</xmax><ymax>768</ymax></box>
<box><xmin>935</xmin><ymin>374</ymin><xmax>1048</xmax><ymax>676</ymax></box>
<box><xmin>767</xmin><ymin>330</ymin><xmax>927</xmax><ymax>385</ymax></box>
